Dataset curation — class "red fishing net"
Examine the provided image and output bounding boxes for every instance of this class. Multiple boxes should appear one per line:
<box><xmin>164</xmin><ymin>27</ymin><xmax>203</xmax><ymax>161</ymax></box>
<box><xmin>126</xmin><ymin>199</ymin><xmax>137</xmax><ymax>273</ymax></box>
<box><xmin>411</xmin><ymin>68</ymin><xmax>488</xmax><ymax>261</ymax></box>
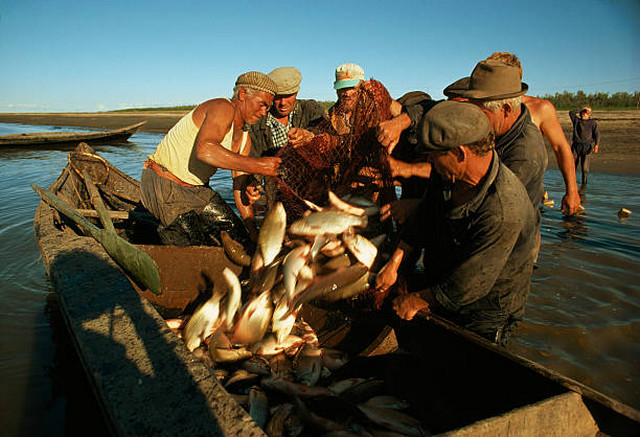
<box><xmin>274</xmin><ymin>79</ymin><xmax>397</xmax><ymax>222</ymax></box>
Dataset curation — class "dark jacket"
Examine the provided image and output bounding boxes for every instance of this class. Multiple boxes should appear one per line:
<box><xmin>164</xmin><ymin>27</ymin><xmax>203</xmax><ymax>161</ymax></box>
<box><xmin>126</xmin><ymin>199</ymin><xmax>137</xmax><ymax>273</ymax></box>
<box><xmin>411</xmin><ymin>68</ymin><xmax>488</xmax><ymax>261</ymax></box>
<box><xmin>569</xmin><ymin>109</ymin><xmax>600</xmax><ymax>154</ymax></box>
<box><xmin>401</xmin><ymin>152</ymin><xmax>536</xmax><ymax>339</ymax></box>
<box><xmin>249</xmin><ymin>99</ymin><xmax>325</xmax><ymax>158</ymax></box>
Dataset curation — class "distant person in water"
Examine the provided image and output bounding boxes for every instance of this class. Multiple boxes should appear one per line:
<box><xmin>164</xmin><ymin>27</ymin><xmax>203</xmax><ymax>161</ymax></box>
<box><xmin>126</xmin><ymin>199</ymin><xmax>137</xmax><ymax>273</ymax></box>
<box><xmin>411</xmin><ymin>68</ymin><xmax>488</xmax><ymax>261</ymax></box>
<box><xmin>569</xmin><ymin>105</ymin><xmax>600</xmax><ymax>186</ymax></box>
<box><xmin>140</xmin><ymin>71</ymin><xmax>280</xmax><ymax>247</ymax></box>
<box><xmin>486</xmin><ymin>52</ymin><xmax>581</xmax><ymax>214</ymax></box>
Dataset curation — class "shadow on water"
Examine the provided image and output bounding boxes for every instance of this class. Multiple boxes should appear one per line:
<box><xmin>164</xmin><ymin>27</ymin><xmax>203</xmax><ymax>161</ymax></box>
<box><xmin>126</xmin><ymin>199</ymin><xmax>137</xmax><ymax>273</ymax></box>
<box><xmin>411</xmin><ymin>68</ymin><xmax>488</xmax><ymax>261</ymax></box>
<box><xmin>41</xmin><ymin>248</ymin><xmax>240</xmax><ymax>436</ymax></box>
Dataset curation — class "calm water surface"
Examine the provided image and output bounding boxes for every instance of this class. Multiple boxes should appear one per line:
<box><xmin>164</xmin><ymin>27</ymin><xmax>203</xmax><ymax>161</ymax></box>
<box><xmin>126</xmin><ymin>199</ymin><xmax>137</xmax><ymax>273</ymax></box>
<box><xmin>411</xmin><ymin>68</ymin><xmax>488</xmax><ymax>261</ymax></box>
<box><xmin>0</xmin><ymin>122</ymin><xmax>638</xmax><ymax>435</ymax></box>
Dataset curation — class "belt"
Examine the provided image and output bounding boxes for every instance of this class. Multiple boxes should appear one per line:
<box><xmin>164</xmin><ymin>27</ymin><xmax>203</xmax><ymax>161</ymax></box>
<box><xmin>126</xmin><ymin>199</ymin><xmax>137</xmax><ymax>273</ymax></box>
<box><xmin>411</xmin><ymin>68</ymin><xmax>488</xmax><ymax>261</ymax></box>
<box><xmin>144</xmin><ymin>159</ymin><xmax>200</xmax><ymax>188</ymax></box>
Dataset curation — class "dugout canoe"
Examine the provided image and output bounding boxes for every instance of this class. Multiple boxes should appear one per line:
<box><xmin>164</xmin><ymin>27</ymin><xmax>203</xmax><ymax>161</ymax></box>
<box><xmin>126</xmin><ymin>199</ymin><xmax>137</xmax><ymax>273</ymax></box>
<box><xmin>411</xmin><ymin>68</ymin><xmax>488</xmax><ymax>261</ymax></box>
<box><xmin>0</xmin><ymin>121</ymin><xmax>146</xmax><ymax>148</ymax></box>
<box><xmin>32</xmin><ymin>144</ymin><xmax>640</xmax><ymax>436</ymax></box>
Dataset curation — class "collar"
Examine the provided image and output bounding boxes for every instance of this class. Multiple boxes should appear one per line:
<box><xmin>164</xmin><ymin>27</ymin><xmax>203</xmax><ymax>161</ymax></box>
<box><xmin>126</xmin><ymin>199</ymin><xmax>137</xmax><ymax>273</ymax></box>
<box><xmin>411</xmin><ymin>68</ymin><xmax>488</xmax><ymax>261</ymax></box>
<box><xmin>267</xmin><ymin>102</ymin><xmax>298</xmax><ymax>127</ymax></box>
<box><xmin>447</xmin><ymin>150</ymin><xmax>499</xmax><ymax>219</ymax></box>
<box><xmin>496</xmin><ymin>104</ymin><xmax>529</xmax><ymax>150</ymax></box>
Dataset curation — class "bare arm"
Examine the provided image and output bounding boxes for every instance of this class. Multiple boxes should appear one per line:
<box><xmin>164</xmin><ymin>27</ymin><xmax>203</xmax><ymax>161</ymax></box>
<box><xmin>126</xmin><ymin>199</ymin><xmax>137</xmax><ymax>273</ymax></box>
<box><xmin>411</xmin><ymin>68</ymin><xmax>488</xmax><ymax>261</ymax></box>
<box><xmin>195</xmin><ymin>100</ymin><xmax>280</xmax><ymax>176</ymax></box>
<box><xmin>527</xmin><ymin>98</ymin><xmax>580</xmax><ymax>215</ymax></box>
<box><xmin>232</xmin><ymin>136</ymin><xmax>259</xmax><ymax>242</ymax></box>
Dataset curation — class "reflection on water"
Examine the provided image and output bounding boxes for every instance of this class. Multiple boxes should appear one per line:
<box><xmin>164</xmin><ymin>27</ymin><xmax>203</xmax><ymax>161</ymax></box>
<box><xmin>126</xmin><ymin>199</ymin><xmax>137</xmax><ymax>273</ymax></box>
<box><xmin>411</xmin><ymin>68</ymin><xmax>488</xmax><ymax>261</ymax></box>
<box><xmin>1</xmin><ymin>122</ymin><xmax>639</xmax><ymax>434</ymax></box>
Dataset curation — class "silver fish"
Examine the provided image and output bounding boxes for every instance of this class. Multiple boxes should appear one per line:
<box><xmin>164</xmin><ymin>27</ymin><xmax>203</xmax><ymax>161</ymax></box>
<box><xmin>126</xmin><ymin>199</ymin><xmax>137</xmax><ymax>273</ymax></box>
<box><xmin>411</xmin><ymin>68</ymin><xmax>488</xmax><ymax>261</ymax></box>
<box><xmin>261</xmin><ymin>376</ymin><xmax>333</xmax><ymax>398</ymax></box>
<box><xmin>266</xmin><ymin>403</ymin><xmax>295</xmax><ymax>437</ymax></box>
<box><xmin>320</xmin><ymin>238</ymin><xmax>346</xmax><ymax>257</ymax></box>
<box><xmin>321</xmin><ymin>348</ymin><xmax>349</xmax><ymax>371</ymax></box>
<box><xmin>319</xmin><ymin>271</ymin><xmax>373</xmax><ymax>303</ymax></box>
<box><xmin>294</xmin><ymin>343</ymin><xmax>323</xmax><ymax>386</ymax></box>
<box><xmin>289</xmin><ymin>211</ymin><xmax>367</xmax><ymax>236</ymax></box>
<box><xmin>183</xmin><ymin>292</ymin><xmax>223</xmax><ymax>352</ymax></box>
<box><xmin>282</xmin><ymin>244</ymin><xmax>310</xmax><ymax>300</ymax></box>
<box><xmin>220</xmin><ymin>230</ymin><xmax>252</xmax><ymax>266</ymax></box>
<box><xmin>224</xmin><ymin>368</ymin><xmax>260</xmax><ymax>392</ymax></box>
<box><xmin>268</xmin><ymin>352</ymin><xmax>294</xmax><ymax>379</ymax></box>
<box><xmin>258</xmin><ymin>202</ymin><xmax>287</xmax><ymax>266</ymax></box>
<box><xmin>210</xmin><ymin>345</ymin><xmax>253</xmax><ymax>363</ymax></box>
<box><xmin>340</xmin><ymin>194</ymin><xmax>380</xmax><ymax>216</ymax></box>
<box><xmin>364</xmin><ymin>395</ymin><xmax>410</xmax><ymax>410</ymax></box>
<box><xmin>242</xmin><ymin>355</ymin><xmax>271</xmax><ymax>375</ymax></box>
<box><xmin>248</xmin><ymin>385</ymin><xmax>269</xmax><ymax>429</ymax></box>
<box><xmin>328</xmin><ymin>190</ymin><xmax>366</xmax><ymax>216</ymax></box>
<box><xmin>356</xmin><ymin>404</ymin><xmax>430</xmax><ymax>436</ymax></box>
<box><xmin>294</xmin><ymin>264</ymin><xmax>369</xmax><ymax>306</ymax></box>
<box><xmin>342</xmin><ymin>233</ymin><xmax>378</xmax><ymax>268</ymax></box>
<box><xmin>328</xmin><ymin>378</ymin><xmax>369</xmax><ymax>395</ymax></box>
<box><xmin>223</xmin><ymin>267</ymin><xmax>242</xmax><ymax>332</ymax></box>
<box><xmin>230</xmin><ymin>291</ymin><xmax>273</xmax><ymax>345</ymax></box>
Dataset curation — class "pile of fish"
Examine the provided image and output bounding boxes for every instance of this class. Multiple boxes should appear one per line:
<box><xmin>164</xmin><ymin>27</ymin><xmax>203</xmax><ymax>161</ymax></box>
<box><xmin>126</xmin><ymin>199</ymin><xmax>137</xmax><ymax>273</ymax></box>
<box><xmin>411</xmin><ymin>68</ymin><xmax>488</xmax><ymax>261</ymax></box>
<box><xmin>167</xmin><ymin>191</ymin><xmax>431</xmax><ymax>436</ymax></box>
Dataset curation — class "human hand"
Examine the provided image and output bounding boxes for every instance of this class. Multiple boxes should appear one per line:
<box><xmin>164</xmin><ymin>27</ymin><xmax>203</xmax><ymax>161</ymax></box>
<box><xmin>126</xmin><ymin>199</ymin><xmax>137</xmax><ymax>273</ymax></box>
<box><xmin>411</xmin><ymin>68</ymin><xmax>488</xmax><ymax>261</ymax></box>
<box><xmin>257</xmin><ymin>157</ymin><xmax>281</xmax><ymax>177</ymax></box>
<box><xmin>392</xmin><ymin>292</ymin><xmax>430</xmax><ymax>320</ymax></box>
<box><xmin>375</xmin><ymin>260</ymin><xmax>399</xmax><ymax>294</ymax></box>
<box><xmin>377</xmin><ymin>116</ymin><xmax>407</xmax><ymax>152</ymax></box>
<box><xmin>288</xmin><ymin>128</ymin><xmax>314</xmax><ymax>147</ymax></box>
<box><xmin>561</xmin><ymin>190</ymin><xmax>581</xmax><ymax>216</ymax></box>
<box><xmin>380</xmin><ymin>199</ymin><xmax>420</xmax><ymax>224</ymax></box>
<box><xmin>593</xmin><ymin>145</ymin><xmax>599</xmax><ymax>154</ymax></box>
<box><xmin>245</xmin><ymin>184</ymin><xmax>262</xmax><ymax>205</ymax></box>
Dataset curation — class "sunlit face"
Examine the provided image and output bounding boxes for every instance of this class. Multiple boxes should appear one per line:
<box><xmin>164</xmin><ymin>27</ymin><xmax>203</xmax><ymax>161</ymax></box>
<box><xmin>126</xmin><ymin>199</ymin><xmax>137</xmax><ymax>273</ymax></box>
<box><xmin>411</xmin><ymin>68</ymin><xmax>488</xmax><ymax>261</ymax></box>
<box><xmin>242</xmin><ymin>90</ymin><xmax>274</xmax><ymax>124</ymax></box>
<box><xmin>429</xmin><ymin>149</ymin><xmax>462</xmax><ymax>183</ymax></box>
<box><xmin>336</xmin><ymin>84</ymin><xmax>361</xmax><ymax>113</ymax></box>
<box><xmin>272</xmin><ymin>92</ymin><xmax>298</xmax><ymax>118</ymax></box>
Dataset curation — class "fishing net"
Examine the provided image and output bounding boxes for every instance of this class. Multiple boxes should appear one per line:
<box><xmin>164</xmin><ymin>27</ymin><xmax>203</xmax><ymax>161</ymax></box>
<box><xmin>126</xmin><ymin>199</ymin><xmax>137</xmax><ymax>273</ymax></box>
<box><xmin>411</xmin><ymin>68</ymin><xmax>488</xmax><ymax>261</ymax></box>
<box><xmin>274</xmin><ymin>79</ymin><xmax>397</xmax><ymax>222</ymax></box>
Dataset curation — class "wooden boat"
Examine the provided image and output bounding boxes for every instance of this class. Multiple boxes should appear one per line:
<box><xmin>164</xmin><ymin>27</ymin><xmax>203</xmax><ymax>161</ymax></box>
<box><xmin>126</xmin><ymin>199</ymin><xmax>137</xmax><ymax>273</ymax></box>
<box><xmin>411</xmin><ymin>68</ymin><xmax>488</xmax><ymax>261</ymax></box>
<box><xmin>0</xmin><ymin>121</ymin><xmax>146</xmax><ymax>148</ymax></box>
<box><xmin>33</xmin><ymin>144</ymin><xmax>640</xmax><ymax>436</ymax></box>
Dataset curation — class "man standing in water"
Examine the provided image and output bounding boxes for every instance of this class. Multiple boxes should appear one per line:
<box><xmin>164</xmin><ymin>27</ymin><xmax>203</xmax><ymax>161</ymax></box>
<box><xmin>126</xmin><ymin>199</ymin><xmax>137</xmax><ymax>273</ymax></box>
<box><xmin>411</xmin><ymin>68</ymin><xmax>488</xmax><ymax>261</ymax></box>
<box><xmin>569</xmin><ymin>105</ymin><xmax>600</xmax><ymax>187</ymax></box>
<box><xmin>376</xmin><ymin>101</ymin><xmax>536</xmax><ymax>345</ymax></box>
<box><xmin>485</xmin><ymin>52</ymin><xmax>581</xmax><ymax>214</ymax></box>
<box><xmin>140</xmin><ymin>71</ymin><xmax>280</xmax><ymax>246</ymax></box>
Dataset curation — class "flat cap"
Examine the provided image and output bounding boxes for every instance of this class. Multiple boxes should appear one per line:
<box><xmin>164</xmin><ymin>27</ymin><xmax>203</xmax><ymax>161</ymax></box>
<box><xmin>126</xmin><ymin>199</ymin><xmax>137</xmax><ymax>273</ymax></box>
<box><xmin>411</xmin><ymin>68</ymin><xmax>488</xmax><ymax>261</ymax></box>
<box><xmin>235</xmin><ymin>71</ymin><xmax>278</xmax><ymax>96</ymax></box>
<box><xmin>418</xmin><ymin>100</ymin><xmax>491</xmax><ymax>152</ymax></box>
<box><xmin>268</xmin><ymin>67</ymin><xmax>302</xmax><ymax>95</ymax></box>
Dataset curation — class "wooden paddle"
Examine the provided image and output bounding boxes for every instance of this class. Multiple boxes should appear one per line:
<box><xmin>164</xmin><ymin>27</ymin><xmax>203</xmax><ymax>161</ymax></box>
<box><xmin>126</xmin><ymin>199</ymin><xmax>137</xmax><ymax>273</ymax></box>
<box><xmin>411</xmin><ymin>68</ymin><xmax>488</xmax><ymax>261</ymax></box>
<box><xmin>31</xmin><ymin>183</ymin><xmax>162</xmax><ymax>295</ymax></box>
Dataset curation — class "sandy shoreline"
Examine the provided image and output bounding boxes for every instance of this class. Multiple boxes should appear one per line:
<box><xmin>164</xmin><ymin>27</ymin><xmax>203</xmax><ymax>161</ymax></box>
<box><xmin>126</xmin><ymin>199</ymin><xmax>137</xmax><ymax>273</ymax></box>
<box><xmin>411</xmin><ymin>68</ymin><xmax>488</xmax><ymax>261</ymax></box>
<box><xmin>0</xmin><ymin>110</ymin><xmax>638</xmax><ymax>176</ymax></box>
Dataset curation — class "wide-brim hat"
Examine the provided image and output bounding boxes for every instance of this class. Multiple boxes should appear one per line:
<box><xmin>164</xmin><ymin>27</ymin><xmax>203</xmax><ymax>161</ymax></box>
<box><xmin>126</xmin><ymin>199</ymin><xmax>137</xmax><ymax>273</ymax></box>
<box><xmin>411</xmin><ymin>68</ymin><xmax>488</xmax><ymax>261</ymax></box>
<box><xmin>417</xmin><ymin>100</ymin><xmax>491</xmax><ymax>153</ymax></box>
<box><xmin>444</xmin><ymin>60</ymin><xmax>528</xmax><ymax>101</ymax></box>
<box><xmin>268</xmin><ymin>67</ymin><xmax>302</xmax><ymax>95</ymax></box>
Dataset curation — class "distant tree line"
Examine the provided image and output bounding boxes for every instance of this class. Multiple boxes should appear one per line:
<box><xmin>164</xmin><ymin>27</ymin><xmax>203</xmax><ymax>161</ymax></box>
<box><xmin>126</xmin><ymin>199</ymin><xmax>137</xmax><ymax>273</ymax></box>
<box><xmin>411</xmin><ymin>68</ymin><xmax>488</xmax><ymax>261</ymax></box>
<box><xmin>114</xmin><ymin>91</ymin><xmax>639</xmax><ymax>113</ymax></box>
<box><xmin>537</xmin><ymin>90</ymin><xmax>640</xmax><ymax>110</ymax></box>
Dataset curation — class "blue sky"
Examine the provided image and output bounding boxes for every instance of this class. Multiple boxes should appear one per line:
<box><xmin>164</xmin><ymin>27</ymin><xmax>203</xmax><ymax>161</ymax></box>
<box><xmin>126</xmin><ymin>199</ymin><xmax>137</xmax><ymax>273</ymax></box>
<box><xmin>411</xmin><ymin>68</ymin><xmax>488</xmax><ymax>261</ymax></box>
<box><xmin>0</xmin><ymin>0</ymin><xmax>638</xmax><ymax>112</ymax></box>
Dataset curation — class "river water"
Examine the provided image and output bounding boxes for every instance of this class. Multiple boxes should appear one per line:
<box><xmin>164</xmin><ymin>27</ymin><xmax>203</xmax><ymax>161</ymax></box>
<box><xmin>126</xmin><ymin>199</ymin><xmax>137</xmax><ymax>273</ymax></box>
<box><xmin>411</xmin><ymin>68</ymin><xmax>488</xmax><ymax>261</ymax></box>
<box><xmin>0</xmin><ymin>122</ymin><xmax>638</xmax><ymax>436</ymax></box>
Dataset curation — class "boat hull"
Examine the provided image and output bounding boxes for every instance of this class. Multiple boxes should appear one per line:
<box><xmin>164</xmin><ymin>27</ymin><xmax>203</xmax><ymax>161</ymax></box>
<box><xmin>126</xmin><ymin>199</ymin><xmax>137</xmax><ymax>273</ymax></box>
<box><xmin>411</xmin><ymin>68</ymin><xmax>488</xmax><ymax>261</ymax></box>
<box><xmin>33</xmin><ymin>145</ymin><xmax>640</xmax><ymax>436</ymax></box>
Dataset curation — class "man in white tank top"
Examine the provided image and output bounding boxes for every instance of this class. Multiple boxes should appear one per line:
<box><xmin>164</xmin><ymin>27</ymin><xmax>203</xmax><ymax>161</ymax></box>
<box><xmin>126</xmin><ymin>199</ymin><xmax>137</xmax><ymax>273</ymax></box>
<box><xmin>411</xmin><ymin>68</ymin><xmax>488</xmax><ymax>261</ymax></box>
<box><xmin>140</xmin><ymin>71</ymin><xmax>279</xmax><ymax>247</ymax></box>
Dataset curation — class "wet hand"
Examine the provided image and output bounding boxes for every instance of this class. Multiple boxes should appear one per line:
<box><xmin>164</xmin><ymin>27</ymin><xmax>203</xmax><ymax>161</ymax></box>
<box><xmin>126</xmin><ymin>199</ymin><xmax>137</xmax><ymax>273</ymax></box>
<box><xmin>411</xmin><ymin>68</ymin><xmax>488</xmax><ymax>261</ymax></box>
<box><xmin>380</xmin><ymin>199</ymin><xmax>419</xmax><ymax>224</ymax></box>
<box><xmin>375</xmin><ymin>260</ymin><xmax>398</xmax><ymax>294</ymax></box>
<box><xmin>245</xmin><ymin>185</ymin><xmax>261</xmax><ymax>205</ymax></box>
<box><xmin>377</xmin><ymin>119</ymin><xmax>403</xmax><ymax>152</ymax></box>
<box><xmin>288</xmin><ymin>128</ymin><xmax>314</xmax><ymax>147</ymax></box>
<box><xmin>392</xmin><ymin>293</ymin><xmax>429</xmax><ymax>320</ymax></box>
<box><xmin>258</xmin><ymin>157</ymin><xmax>281</xmax><ymax>177</ymax></box>
<box><xmin>561</xmin><ymin>190</ymin><xmax>581</xmax><ymax>216</ymax></box>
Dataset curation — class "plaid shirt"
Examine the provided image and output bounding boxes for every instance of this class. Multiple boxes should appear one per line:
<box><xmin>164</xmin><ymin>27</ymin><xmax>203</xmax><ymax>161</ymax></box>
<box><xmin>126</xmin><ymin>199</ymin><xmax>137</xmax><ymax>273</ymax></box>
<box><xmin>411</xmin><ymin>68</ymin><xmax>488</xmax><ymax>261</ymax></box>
<box><xmin>266</xmin><ymin>106</ymin><xmax>297</xmax><ymax>150</ymax></box>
